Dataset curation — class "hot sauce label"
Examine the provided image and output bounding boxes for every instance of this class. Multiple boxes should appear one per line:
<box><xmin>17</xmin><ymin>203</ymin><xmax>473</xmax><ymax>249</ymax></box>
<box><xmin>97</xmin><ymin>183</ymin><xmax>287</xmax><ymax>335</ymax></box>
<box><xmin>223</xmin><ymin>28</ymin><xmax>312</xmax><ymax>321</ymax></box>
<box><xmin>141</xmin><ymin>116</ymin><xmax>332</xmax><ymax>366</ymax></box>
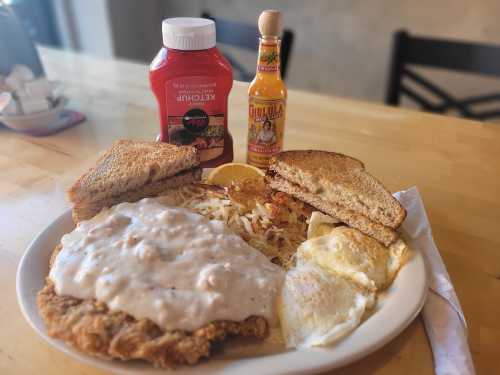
<box><xmin>247</xmin><ymin>97</ymin><xmax>286</xmax><ymax>168</ymax></box>
<box><xmin>165</xmin><ymin>76</ymin><xmax>225</xmax><ymax>161</ymax></box>
<box><xmin>257</xmin><ymin>43</ymin><xmax>280</xmax><ymax>73</ymax></box>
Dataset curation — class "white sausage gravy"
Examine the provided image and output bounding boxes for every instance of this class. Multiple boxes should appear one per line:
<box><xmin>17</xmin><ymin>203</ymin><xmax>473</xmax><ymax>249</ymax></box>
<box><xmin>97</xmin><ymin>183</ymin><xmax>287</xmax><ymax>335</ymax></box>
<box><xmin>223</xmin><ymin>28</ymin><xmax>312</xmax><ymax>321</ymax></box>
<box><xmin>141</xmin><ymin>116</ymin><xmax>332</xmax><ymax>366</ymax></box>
<box><xmin>50</xmin><ymin>198</ymin><xmax>284</xmax><ymax>332</ymax></box>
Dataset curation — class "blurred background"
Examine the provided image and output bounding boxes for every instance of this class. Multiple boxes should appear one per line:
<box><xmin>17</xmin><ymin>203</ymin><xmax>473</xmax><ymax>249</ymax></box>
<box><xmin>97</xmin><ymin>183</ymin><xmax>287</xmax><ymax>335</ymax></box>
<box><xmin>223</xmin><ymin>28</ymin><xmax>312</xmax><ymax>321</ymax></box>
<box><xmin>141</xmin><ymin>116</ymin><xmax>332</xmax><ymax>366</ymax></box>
<box><xmin>4</xmin><ymin>0</ymin><xmax>500</xmax><ymax>110</ymax></box>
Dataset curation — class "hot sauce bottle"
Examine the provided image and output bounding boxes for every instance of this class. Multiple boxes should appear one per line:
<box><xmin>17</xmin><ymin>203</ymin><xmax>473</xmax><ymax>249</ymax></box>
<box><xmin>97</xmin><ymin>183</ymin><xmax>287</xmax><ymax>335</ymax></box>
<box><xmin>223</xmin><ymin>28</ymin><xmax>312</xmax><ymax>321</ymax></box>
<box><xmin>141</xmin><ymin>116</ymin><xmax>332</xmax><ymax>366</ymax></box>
<box><xmin>247</xmin><ymin>10</ymin><xmax>287</xmax><ymax>169</ymax></box>
<box><xmin>150</xmin><ymin>18</ymin><xmax>234</xmax><ymax>167</ymax></box>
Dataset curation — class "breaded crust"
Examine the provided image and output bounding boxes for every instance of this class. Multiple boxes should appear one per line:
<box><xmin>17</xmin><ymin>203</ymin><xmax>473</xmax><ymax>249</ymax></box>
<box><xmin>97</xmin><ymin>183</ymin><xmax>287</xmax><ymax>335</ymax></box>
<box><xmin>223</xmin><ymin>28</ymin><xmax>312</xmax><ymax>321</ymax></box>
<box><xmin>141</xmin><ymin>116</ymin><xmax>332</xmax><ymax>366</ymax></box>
<box><xmin>38</xmin><ymin>246</ymin><xmax>268</xmax><ymax>368</ymax></box>
<box><xmin>37</xmin><ymin>282</ymin><xmax>267</xmax><ymax>367</ymax></box>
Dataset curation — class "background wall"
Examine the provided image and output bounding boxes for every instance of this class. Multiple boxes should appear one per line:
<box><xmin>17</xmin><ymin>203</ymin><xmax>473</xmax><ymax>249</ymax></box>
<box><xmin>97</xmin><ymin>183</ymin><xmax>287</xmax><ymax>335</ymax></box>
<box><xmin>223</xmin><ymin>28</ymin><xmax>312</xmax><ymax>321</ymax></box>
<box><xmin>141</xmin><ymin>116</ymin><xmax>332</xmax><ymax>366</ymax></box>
<box><xmin>54</xmin><ymin>0</ymin><xmax>113</xmax><ymax>57</ymax></box>
<box><xmin>71</xmin><ymin>0</ymin><xmax>500</xmax><ymax>104</ymax></box>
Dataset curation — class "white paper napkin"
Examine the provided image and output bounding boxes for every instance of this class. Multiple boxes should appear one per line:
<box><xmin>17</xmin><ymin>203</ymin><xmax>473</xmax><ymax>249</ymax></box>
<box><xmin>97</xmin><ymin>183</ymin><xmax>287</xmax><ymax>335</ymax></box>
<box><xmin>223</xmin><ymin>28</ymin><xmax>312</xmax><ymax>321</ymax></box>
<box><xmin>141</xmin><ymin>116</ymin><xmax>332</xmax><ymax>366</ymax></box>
<box><xmin>394</xmin><ymin>187</ymin><xmax>476</xmax><ymax>375</ymax></box>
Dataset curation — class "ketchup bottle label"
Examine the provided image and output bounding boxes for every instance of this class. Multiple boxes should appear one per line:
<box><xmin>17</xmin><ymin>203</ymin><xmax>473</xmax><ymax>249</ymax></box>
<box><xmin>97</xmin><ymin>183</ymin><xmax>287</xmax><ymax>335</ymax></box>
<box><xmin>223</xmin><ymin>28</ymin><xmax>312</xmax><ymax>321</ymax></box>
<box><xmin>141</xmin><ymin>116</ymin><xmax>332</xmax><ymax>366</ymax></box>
<box><xmin>165</xmin><ymin>76</ymin><xmax>225</xmax><ymax>161</ymax></box>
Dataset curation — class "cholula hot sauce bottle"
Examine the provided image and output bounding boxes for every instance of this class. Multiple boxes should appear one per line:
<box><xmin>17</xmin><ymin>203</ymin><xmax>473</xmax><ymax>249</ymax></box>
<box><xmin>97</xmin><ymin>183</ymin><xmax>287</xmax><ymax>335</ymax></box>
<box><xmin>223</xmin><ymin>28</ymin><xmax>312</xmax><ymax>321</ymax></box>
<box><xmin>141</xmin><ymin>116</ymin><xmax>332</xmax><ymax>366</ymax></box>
<box><xmin>247</xmin><ymin>10</ymin><xmax>287</xmax><ymax>169</ymax></box>
<box><xmin>150</xmin><ymin>18</ymin><xmax>234</xmax><ymax>167</ymax></box>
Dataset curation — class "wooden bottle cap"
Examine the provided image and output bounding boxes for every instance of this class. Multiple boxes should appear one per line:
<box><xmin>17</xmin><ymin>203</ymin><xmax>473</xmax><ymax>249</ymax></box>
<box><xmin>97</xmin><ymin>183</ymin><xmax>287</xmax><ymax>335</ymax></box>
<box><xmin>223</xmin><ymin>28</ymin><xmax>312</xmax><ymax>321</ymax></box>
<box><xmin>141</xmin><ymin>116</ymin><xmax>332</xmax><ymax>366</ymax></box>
<box><xmin>258</xmin><ymin>10</ymin><xmax>283</xmax><ymax>38</ymax></box>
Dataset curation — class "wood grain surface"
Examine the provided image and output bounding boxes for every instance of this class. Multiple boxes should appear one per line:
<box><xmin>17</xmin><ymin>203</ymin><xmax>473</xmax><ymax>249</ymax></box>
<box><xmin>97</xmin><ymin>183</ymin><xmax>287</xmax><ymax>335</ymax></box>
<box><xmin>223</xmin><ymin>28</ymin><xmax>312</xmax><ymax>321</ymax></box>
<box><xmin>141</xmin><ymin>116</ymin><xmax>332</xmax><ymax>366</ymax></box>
<box><xmin>1</xmin><ymin>47</ymin><xmax>499</xmax><ymax>375</ymax></box>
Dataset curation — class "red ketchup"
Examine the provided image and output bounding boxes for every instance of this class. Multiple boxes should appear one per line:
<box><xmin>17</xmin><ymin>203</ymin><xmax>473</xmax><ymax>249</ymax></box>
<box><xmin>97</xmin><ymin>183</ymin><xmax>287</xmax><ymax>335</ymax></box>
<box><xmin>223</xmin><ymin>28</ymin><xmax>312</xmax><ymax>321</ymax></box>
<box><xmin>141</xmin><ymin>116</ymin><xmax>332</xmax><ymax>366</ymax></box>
<box><xmin>150</xmin><ymin>18</ymin><xmax>233</xmax><ymax>167</ymax></box>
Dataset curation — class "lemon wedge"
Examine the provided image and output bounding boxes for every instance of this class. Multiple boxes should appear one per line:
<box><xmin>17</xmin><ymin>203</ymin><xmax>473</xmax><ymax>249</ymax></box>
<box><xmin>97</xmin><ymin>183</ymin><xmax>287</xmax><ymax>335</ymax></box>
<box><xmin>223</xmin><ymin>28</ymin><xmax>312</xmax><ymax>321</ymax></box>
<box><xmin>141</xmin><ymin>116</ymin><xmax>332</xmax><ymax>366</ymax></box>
<box><xmin>206</xmin><ymin>163</ymin><xmax>265</xmax><ymax>186</ymax></box>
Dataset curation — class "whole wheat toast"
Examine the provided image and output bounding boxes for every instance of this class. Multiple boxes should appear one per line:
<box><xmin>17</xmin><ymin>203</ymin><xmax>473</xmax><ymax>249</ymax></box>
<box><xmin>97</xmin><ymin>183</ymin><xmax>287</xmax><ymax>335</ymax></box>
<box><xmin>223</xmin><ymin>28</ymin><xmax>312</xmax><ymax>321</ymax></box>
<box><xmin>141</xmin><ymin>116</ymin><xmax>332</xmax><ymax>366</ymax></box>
<box><xmin>72</xmin><ymin>168</ymin><xmax>202</xmax><ymax>222</ymax></box>
<box><xmin>269</xmin><ymin>175</ymin><xmax>398</xmax><ymax>246</ymax></box>
<box><xmin>269</xmin><ymin>150</ymin><xmax>406</xmax><ymax>228</ymax></box>
<box><xmin>268</xmin><ymin>150</ymin><xmax>406</xmax><ymax>245</ymax></box>
<box><xmin>68</xmin><ymin>140</ymin><xmax>201</xmax><ymax>222</ymax></box>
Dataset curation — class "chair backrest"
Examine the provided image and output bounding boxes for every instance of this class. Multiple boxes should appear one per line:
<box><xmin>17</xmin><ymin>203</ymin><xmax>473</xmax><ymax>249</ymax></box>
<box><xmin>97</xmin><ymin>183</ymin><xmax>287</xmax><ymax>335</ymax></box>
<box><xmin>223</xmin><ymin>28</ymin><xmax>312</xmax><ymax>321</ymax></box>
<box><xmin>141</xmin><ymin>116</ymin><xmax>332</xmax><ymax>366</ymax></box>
<box><xmin>202</xmin><ymin>12</ymin><xmax>294</xmax><ymax>81</ymax></box>
<box><xmin>385</xmin><ymin>30</ymin><xmax>500</xmax><ymax>120</ymax></box>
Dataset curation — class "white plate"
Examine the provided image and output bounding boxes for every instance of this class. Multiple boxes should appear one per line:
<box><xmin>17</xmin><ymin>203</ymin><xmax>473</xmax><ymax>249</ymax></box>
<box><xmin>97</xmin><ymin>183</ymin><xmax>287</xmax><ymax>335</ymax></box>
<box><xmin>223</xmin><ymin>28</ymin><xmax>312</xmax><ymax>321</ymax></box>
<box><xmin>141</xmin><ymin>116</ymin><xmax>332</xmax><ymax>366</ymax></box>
<box><xmin>17</xmin><ymin>209</ymin><xmax>428</xmax><ymax>375</ymax></box>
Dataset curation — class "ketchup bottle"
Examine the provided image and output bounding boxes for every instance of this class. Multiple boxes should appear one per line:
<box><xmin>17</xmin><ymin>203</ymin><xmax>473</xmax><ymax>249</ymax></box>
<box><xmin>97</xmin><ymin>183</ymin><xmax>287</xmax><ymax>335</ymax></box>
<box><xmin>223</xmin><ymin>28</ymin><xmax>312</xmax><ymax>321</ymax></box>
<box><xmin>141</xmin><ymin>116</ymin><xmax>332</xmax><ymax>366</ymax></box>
<box><xmin>150</xmin><ymin>18</ymin><xmax>234</xmax><ymax>167</ymax></box>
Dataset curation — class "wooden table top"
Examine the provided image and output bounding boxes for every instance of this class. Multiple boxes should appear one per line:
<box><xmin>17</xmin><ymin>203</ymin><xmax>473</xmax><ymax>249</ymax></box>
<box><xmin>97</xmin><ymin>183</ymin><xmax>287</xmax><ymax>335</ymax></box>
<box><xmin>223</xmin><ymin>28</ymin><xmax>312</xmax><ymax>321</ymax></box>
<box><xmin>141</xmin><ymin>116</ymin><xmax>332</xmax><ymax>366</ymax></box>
<box><xmin>1</xmin><ymin>47</ymin><xmax>499</xmax><ymax>375</ymax></box>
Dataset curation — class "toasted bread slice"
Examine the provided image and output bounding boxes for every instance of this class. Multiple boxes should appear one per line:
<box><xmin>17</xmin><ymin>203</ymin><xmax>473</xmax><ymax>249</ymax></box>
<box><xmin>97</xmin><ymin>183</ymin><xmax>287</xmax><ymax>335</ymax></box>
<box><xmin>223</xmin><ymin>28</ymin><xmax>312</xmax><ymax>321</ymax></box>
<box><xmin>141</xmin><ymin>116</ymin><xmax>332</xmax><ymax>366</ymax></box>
<box><xmin>68</xmin><ymin>140</ymin><xmax>201</xmax><ymax>222</ymax></box>
<box><xmin>269</xmin><ymin>150</ymin><xmax>406</xmax><ymax>229</ymax></box>
<box><xmin>269</xmin><ymin>175</ymin><xmax>398</xmax><ymax>246</ymax></box>
<box><xmin>72</xmin><ymin>168</ymin><xmax>202</xmax><ymax>222</ymax></box>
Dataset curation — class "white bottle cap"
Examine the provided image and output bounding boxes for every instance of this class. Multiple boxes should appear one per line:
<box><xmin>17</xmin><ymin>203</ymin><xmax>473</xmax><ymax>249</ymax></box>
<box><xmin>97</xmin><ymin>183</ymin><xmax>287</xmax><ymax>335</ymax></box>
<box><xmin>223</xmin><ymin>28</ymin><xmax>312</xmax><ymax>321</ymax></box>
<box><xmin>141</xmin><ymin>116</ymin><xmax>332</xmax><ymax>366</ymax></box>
<box><xmin>162</xmin><ymin>18</ymin><xmax>216</xmax><ymax>50</ymax></box>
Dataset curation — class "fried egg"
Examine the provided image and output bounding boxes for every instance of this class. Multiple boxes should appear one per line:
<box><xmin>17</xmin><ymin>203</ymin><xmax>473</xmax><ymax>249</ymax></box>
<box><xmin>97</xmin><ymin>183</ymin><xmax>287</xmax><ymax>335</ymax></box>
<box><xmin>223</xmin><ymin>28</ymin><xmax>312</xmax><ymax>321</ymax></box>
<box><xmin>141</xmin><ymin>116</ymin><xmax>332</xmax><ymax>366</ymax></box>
<box><xmin>297</xmin><ymin>226</ymin><xmax>409</xmax><ymax>291</ymax></box>
<box><xmin>307</xmin><ymin>211</ymin><xmax>340</xmax><ymax>239</ymax></box>
<box><xmin>279</xmin><ymin>263</ymin><xmax>375</xmax><ymax>349</ymax></box>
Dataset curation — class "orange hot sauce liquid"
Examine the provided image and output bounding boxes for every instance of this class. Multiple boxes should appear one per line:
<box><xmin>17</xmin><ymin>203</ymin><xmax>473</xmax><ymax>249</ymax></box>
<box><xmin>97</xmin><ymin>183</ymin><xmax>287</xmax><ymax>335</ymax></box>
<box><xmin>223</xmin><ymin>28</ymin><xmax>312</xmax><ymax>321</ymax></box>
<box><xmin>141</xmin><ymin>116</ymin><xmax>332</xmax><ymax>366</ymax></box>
<box><xmin>247</xmin><ymin>37</ymin><xmax>287</xmax><ymax>169</ymax></box>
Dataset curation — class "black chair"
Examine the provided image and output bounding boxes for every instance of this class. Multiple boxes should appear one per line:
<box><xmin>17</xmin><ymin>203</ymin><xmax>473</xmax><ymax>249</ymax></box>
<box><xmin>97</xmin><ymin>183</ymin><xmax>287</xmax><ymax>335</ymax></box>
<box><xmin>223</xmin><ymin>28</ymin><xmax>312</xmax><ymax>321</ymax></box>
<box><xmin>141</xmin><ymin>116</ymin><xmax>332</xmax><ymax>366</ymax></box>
<box><xmin>385</xmin><ymin>30</ymin><xmax>500</xmax><ymax>120</ymax></box>
<box><xmin>202</xmin><ymin>12</ymin><xmax>294</xmax><ymax>81</ymax></box>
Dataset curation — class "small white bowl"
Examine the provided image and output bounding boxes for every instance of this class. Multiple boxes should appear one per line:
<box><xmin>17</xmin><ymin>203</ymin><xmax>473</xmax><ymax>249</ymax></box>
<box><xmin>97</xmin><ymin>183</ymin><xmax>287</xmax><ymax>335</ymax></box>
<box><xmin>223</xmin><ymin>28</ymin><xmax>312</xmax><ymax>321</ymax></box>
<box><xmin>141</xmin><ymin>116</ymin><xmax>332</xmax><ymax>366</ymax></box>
<box><xmin>0</xmin><ymin>96</ymin><xmax>69</xmax><ymax>136</ymax></box>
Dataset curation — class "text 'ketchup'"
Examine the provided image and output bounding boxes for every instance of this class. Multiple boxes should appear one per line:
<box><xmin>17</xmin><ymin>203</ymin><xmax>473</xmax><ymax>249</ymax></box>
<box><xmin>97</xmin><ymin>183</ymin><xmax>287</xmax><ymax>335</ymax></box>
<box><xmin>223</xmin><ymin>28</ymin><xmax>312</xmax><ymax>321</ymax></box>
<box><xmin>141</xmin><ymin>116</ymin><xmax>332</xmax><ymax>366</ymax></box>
<box><xmin>150</xmin><ymin>17</ymin><xmax>234</xmax><ymax>167</ymax></box>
